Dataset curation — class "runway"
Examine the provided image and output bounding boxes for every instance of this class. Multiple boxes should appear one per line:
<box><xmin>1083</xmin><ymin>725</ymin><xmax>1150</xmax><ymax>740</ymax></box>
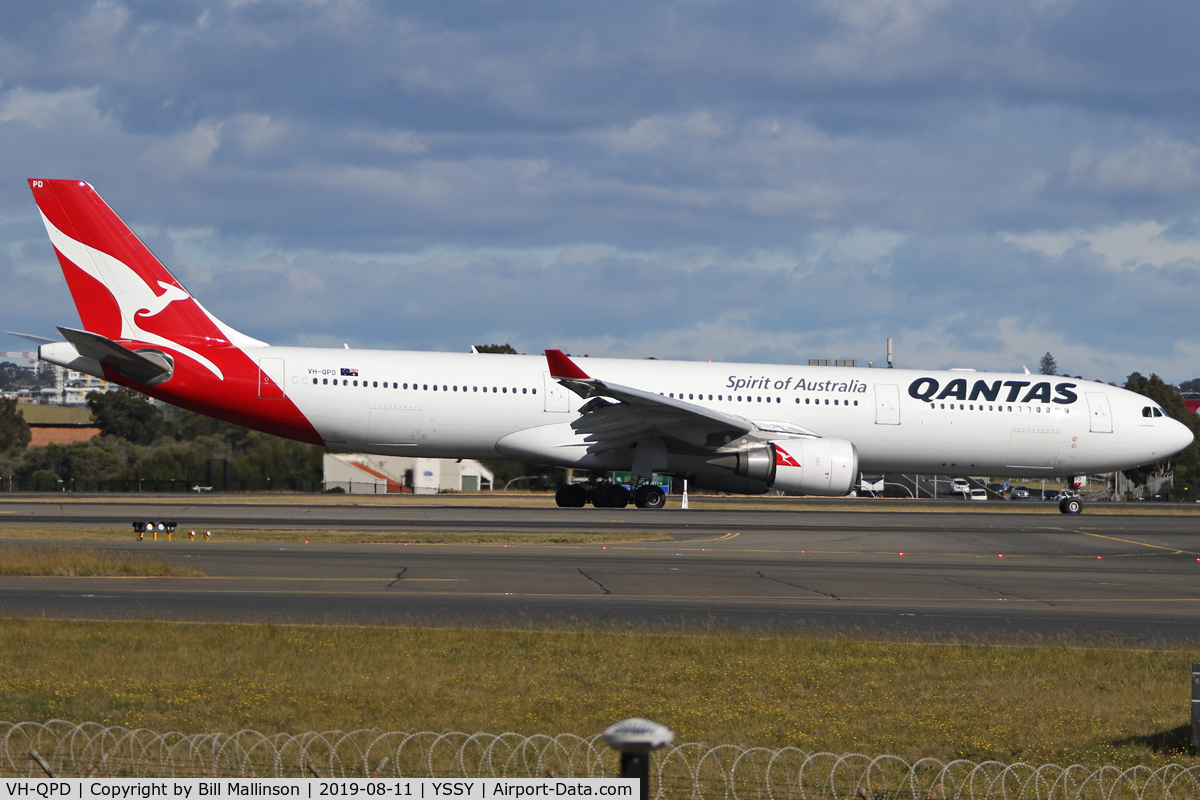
<box><xmin>2</xmin><ymin>500</ymin><xmax>1199</xmax><ymax>639</ymax></box>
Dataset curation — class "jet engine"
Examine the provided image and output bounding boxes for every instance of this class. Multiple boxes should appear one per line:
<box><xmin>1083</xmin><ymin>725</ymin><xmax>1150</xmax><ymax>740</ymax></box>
<box><xmin>708</xmin><ymin>438</ymin><xmax>858</xmax><ymax>496</ymax></box>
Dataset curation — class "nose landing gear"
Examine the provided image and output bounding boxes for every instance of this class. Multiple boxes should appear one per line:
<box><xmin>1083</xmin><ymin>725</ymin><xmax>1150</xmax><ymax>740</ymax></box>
<box><xmin>1058</xmin><ymin>495</ymin><xmax>1083</xmax><ymax>514</ymax></box>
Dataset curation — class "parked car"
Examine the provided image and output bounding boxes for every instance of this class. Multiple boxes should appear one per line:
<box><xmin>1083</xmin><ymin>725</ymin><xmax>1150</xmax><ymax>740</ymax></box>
<box><xmin>1010</xmin><ymin>487</ymin><xmax>1030</xmax><ymax>499</ymax></box>
<box><xmin>950</xmin><ymin>478</ymin><xmax>971</xmax><ymax>496</ymax></box>
<box><xmin>969</xmin><ymin>488</ymin><xmax>987</xmax><ymax>501</ymax></box>
<box><xmin>1041</xmin><ymin>489</ymin><xmax>1061</xmax><ymax>501</ymax></box>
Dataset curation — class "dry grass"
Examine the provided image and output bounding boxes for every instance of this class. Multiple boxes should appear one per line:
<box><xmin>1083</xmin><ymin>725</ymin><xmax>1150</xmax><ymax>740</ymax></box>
<box><xmin>2</xmin><ymin>492</ymin><xmax>1197</xmax><ymax>515</ymax></box>
<box><xmin>0</xmin><ymin>526</ymin><xmax>671</xmax><ymax>544</ymax></box>
<box><xmin>0</xmin><ymin>546</ymin><xmax>204</xmax><ymax>577</ymax></box>
<box><xmin>0</xmin><ymin>618</ymin><xmax>1195</xmax><ymax>768</ymax></box>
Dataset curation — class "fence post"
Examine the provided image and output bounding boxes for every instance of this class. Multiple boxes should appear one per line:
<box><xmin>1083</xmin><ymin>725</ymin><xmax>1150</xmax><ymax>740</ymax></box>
<box><xmin>602</xmin><ymin>718</ymin><xmax>674</xmax><ymax>800</ymax></box>
<box><xmin>1192</xmin><ymin>662</ymin><xmax>1199</xmax><ymax>753</ymax></box>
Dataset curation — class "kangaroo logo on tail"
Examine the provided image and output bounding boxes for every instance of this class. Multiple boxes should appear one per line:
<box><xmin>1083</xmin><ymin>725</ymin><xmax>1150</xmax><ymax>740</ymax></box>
<box><xmin>39</xmin><ymin>210</ymin><xmax>225</xmax><ymax>379</ymax></box>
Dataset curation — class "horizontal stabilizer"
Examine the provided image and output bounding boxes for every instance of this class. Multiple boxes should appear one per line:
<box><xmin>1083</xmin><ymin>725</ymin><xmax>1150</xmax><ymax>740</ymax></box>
<box><xmin>3</xmin><ymin>330</ymin><xmax>58</xmax><ymax>346</ymax></box>
<box><xmin>57</xmin><ymin>326</ymin><xmax>173</xmax><ymax>385</ymax></box>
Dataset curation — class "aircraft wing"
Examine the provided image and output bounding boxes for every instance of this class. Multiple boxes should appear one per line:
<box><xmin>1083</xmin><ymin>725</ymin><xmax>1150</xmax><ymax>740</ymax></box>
<box><xmin>545</xmin><ymin>349</ymin><xmax>812</xmax><ymax>454</ymax></box>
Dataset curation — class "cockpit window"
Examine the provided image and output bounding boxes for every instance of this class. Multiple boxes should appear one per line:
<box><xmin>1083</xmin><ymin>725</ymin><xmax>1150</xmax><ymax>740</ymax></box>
<box><xmin>1143</xmin><ymin>406</ymin><xmax>1165</xmax><ymax>418</ymax></box>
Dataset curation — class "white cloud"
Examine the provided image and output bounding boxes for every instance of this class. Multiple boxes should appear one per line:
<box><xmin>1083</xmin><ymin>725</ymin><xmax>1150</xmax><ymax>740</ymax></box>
<box><xmin>145</xmin><ymin>121</ymin><xmax>222</xmax><ymax>173</ymax></box>
<box><xmin>230</xmin><ymin>113</ymin><xmax>294</xmax><ymax>155</ymax></box>
<box><xmin>1068</xmin><ymin>135</ymin><xmax>1200</xmax><ymax>195</ymax></box>
<box><xmin>587</xmin><ymin>111</ymin><xmax>725</xmax><ymax>154</ymax></box>
<box><xmin>1004</xmin><ymin>220</ymin><xmax>1200</xmax><ymax>270</ymax></box>
<box><xmin>347</xmin><ymin>129</ymin><xmax>426</xmax><ymax>155</ymax></box>
<box><xmin>0</xmin><ymin>87</ymin><xmax>103</xmax><ymax>129</ymax></box>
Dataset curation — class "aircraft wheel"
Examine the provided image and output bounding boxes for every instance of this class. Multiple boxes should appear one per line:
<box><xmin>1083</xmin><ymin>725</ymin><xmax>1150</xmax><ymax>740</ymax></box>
<box><xmin>1058</xmin><ymin>497</ymin><xmax>1083</xmax><ymax>515</ymax></box>
<box><xmin>634</xmin><ymin>484</ymin><xmax>666</xmax><ymax>509</ymax></box>
<box><xmin>596</xmin><ymin>484</ymin><xmax>630</xmax><ymax>509</ymax></box>
<box><xmin>555</xmin><ymin>484</ymin><xmax>587</xmax><ymax>508</ymax></box>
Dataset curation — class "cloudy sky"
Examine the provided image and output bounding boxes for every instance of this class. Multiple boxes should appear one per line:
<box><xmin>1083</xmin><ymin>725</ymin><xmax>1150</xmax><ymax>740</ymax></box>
<box><xmin>2</xmin><ymin>0</ymin><xmax>1200</xmax><ymax>383</ymax></box>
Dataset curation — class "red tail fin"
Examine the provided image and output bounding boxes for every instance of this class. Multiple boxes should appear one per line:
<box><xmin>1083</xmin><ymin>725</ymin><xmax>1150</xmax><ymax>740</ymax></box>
<box><xmin>29</xmin><ymin>179</ymin><xmax>321</xmax><ymax>444</ymax></box>
<box><xmin>29</xmin><ymin>179</ymin><xmax>265</xmax><ymax>379</ymax></box>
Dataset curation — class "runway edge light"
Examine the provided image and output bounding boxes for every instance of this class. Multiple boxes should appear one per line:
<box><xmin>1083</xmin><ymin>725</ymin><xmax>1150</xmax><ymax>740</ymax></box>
<box><xmin>601</xmin><ymin>718</ymin><xmax>674</xmax><ymax>800</ymax></box>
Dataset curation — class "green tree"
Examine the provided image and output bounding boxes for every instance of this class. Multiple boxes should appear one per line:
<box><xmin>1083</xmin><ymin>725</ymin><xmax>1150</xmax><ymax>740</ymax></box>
<box><xmin>87</xmin><ymin>388</ymin><xmax>166</xmax><ymax>445</ymax></box>
<box><xmin>176</xmin><ymin>408</ymin><xmax>253</xmax><ymax>450</ymax></box>
<box><xmin>1178</xmin><ymin>377</ymin><xmax>1200</xmax><ymax>393</ymax></box>
<box><xmin>1038</xmin><ymin>352</ymin><xmax>1058</xmax><ymax>375</ymax></box>
<box><xmin>15</xmin><ymin>440</ymin><xmax>124</xmax><ymax>482</ymax></box>
<box><xmin>1122</xmin><ymin>373</ymin><xmax>1200</xmax><ymax>498</ymax></box>
<box><xmin>474</xmin><ymin>343</ymin><xmax>518</xmax><ymax>354</ymax></box>
<box><xmin>0</xmin><ymin>362</ymin><xmax>26</xmax><ymax>391</ymax></box>
<box><xmin>0</xmin><ymin>398</ymin><xmax>31</xmax><ymax>453</ymax></box>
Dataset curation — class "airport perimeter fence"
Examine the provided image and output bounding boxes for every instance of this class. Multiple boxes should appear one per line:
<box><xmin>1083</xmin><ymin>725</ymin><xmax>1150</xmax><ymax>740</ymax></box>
<box><xmin>1</xmin><ymin>477</ymin><xmax>329</xmax><ymax>493</ymax></box>
<box><xmin>3</xmin><ymin>722</ymin><xmax>1199</xmax><ymax>800</ymax></box>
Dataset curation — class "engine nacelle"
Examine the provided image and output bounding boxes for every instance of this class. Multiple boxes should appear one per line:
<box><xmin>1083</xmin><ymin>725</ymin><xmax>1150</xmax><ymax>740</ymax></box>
<box><xmin>714</xmin><ymin>438</ymin><xmax>858</xmax><ymax>496</ymax></box>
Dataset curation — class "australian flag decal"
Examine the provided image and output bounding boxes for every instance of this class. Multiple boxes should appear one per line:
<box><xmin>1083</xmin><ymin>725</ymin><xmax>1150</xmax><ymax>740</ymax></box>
<box><xmin>340</xmin><ymin>368</ymin><xmax>359</xmax><ymax>376</ymax></box>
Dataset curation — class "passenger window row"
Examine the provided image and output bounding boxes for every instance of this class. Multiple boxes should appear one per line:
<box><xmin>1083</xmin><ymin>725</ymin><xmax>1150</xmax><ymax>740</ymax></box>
<box><xmin>310</xmin><ymin>377</ymin><xmax>535</xmax><ymax>395</ymax></box>
<box><xmin>662</xmin><ymin>392</ymin><xmax>859</xmax><ymax>407</ymax></box>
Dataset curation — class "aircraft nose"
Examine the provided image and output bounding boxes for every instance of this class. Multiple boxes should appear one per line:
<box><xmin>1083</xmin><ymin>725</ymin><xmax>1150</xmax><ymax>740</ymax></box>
<box><xmin>1165</xmin><ymin>418</ymin><xmax>1194</xmax><ymax>455</ymax></box>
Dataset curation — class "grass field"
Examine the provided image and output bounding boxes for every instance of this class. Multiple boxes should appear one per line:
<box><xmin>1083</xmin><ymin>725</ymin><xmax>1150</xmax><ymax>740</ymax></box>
<box><xmin>0</xmin><ymin>618</ymin><xmax>1195</xmax><ymax>769</ymax></box>
<box><xmin>0</xmin><ymin>526</ymin><xmax>672</xmax><ymax>544</ymax></box>
<box><xmin>0</xmin><ymin>545</ymin><xmax>203</xmax><ymax>576</ymax></box>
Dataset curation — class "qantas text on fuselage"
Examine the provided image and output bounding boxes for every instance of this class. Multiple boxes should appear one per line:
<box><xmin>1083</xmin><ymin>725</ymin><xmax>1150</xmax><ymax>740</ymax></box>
<box><xmin>24</xmin><ymin>178</ymin><xmax>1193</xmax><ymax>513</ymax></box>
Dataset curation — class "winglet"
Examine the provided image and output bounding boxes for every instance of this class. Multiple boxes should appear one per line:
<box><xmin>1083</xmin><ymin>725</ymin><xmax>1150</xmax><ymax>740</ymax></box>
<box><xmin>545</xmin><ymin>349</ymin><xmax>591</xmax><ymax>380</ymax></box>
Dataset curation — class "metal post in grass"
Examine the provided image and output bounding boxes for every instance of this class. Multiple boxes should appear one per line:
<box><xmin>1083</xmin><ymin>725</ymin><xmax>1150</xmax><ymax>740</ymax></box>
<box><xmin>1192</xmin><ymin>662</ymin><xmax>1199</xmax><ymax>753</ymax></box>
<box><xmin>601</xmin><ymin>718</ymin><xmax>674</xmax><ymax>800</ymax></box>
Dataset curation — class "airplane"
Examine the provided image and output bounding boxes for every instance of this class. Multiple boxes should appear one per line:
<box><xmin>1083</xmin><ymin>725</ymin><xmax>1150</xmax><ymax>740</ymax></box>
<box><xmin>23</xmin><ymin>178</ymin><xmax>1194</xmax><ymax>514</ymax></box>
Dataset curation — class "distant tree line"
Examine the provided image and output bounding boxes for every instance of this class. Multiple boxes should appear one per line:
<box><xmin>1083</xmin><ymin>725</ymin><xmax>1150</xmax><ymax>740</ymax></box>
<box><xmin>0</xmin><ymin>388</ymin><xmax>323</xmax><ymax>489</ymax></box>
<box><xmin>0</xmin><ymin>361</ymin><xmax>56</xmax><ymax>392</ymax></box>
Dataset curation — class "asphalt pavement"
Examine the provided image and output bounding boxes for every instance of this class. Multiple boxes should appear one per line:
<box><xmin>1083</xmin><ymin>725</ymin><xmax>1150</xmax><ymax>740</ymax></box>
<box><xmin>2</xmin><ymin>499</ymin><xmax>1198</xmax><ymax>639</ymax></box>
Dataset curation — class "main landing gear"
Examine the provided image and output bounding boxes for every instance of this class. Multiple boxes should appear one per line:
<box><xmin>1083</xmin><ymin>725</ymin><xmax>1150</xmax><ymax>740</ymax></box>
<box><xmin>555</xmin><ymin>481</ymin><xmax>667</xmax><ymax>509</ymax></box>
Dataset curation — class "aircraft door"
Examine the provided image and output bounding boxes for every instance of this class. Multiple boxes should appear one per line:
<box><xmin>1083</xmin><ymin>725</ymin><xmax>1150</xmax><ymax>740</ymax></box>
<box><xmin>875</xmin><ymin>384</ymin><xmax>900</xmax><ymax>425</ymax></box>
<box><xmin>543</xmin><ymin>372</ymin><xmax>569</xmax><ymax>412</ymax></box>
<box><xmin>258</xmin><ymin>358</ymin><xmax>285</xmax><ymax>399</ymax></box>
<box><xmin>1086</xmin><ymin>392</ymin><xmax>1113</xmax><ymax>433</ymax></box>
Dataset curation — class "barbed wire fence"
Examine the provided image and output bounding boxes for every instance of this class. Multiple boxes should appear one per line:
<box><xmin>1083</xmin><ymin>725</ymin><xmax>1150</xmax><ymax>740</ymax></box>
<box><xmin>3</xmin><ymin>722</ymin><xmax>1199</xmax><ymax>799</ymax></box>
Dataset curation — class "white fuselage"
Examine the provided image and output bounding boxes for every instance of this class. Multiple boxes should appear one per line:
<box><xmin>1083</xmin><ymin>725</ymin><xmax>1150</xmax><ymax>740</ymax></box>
<box><xmin>258</xmin><ymin>347</ymin><xmax>1190</xmax><ymax>478</ymax></box>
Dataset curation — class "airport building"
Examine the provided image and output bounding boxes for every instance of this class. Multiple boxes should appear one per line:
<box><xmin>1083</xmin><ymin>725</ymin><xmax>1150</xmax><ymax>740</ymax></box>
<box><xmin>323</xmin><ymin>452</ymin><xmax>494</xmax><ymax>494</ymax></box>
